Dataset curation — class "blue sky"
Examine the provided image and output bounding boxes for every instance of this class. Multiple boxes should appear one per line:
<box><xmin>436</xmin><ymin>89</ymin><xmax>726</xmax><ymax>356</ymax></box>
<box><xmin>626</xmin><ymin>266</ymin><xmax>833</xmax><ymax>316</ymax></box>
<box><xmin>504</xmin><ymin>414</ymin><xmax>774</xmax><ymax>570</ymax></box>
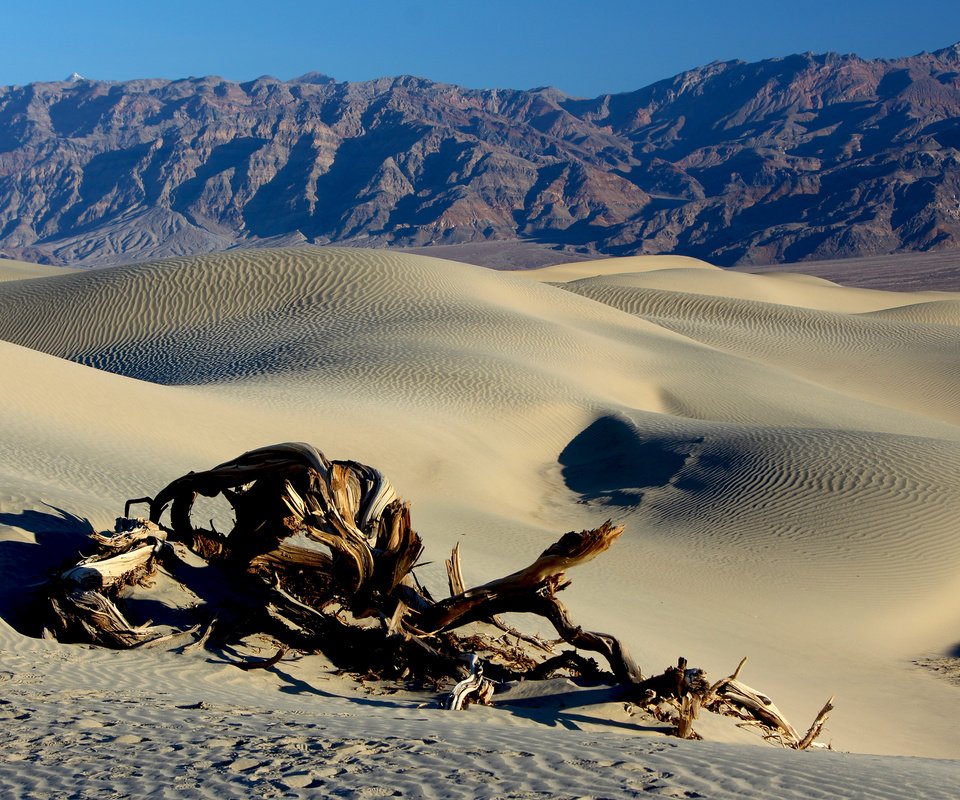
<box><xmin>3</xmin><ymin>1</ymin><xmax>959</xmax><ymax>96</ymax></box>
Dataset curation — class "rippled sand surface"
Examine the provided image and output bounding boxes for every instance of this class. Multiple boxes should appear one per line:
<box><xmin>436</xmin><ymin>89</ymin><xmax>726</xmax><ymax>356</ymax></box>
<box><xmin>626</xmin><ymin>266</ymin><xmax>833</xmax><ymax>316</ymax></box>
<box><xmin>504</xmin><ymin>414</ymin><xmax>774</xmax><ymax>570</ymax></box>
<box><xmin>1</xmin><ymin>247</ymin><xmax>958</xmax><ymax>796</ymax></box>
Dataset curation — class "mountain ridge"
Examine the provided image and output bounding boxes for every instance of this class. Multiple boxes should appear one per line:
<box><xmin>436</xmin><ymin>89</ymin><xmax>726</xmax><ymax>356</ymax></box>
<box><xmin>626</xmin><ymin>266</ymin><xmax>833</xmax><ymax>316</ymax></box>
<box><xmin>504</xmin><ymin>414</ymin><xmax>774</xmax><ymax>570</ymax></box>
<box><xmin>1</xmin><ymin>44</ymin><xmax>959</xmax><ymax>267</ymax></box>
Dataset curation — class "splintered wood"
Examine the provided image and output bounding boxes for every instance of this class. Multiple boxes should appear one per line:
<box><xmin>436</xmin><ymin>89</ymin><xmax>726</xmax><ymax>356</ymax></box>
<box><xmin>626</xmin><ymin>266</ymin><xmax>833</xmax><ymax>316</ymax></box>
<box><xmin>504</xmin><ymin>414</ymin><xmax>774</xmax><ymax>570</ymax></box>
<box><xmin>40</xmin><ymin>441</ymin><xmax>833</xmax><ymax>747</ymax></box>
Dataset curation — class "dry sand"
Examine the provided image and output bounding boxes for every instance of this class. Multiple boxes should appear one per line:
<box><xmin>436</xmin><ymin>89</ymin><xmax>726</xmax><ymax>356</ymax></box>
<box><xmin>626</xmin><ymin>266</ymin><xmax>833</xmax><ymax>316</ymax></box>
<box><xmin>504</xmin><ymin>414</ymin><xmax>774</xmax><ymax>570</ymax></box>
<box><xmin>0</xmin><ymin>258</ymin><xmax>78</xmax><ymax>282</ymax></box>
<box><xmin>1</xmin><ymin>246</ymin><xmax>959</xmax><ymax>797</ymax></box>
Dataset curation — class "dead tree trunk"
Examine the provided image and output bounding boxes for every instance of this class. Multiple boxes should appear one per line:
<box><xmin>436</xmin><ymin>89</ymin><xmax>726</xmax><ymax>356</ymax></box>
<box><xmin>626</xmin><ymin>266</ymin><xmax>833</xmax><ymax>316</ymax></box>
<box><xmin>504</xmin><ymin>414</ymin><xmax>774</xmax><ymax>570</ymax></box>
<box><xmin>125</xmin><ymin>442</ymin><xmax>641</xmax><ymax>679</ymax></box>
<box><xmin>42</xmin><ymin>442</ymin><xmax>832</xmax><ymax>747</ymax></box>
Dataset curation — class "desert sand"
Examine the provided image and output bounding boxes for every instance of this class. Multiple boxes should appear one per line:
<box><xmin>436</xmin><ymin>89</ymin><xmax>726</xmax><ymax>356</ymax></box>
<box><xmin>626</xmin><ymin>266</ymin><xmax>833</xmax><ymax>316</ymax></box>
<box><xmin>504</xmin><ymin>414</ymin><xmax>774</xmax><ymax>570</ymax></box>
<box><xmin>1</xmin><ymin>247</ymin><xmax>958</xmax><ymax>797</ymax></box>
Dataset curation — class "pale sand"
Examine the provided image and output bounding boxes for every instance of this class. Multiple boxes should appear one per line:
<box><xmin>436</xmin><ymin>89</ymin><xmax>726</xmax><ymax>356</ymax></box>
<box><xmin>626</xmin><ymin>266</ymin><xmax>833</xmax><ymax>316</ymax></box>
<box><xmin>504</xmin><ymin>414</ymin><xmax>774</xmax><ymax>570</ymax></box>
<box><xmin>0</xmin><ymin>258</ymin><xmax>78</xmax><ymax>282</ymax></box>
<box><xmin>1</xmin><ymin>247</ymin><xmax>958</xmax><ymax>797</ymax></box>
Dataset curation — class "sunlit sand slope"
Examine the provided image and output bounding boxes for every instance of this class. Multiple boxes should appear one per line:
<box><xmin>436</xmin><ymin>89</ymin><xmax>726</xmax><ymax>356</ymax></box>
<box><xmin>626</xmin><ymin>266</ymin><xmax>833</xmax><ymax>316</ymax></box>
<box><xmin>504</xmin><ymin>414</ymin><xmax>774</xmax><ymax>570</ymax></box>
<box><xmin>556</xmin><ymin>273</ymin><xmax>960</xmax><ymax>426</ymax></box>
<box><xmin>0</xmin><ymin>258</ymin><xmax>77</xmax><ymax>281</ymax></box>
<box><xmin>1</xmin><ymin>247</ymin><xmax>959</xmax><ymax>762</ymax></box>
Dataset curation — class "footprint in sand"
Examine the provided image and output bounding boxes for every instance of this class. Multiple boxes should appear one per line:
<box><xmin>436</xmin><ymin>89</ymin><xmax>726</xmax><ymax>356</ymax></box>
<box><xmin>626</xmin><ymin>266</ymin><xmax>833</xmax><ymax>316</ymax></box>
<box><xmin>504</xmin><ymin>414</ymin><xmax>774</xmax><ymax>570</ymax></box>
<box><xmin>227</xmin><ymin>757</ymin><xmax>264</xmax><ymax>773</ymax></box>
<box><xmin>279</xmin><ymin>771</ymin><xmax>317</xmax><ymax>789</ymax></box>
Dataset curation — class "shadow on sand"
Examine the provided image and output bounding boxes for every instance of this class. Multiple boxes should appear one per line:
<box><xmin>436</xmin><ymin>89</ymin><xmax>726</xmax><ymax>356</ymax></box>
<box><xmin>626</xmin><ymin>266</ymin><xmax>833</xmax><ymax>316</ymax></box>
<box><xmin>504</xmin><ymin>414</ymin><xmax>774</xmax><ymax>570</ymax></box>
<box><xmin>559</xmin><ymin>414</ymin><xmax>705</xmax><ymax>506</ymax></box>
<box><xmin>493</xmin><ymin>679</ymin><xmax>670</xmax><ymax>734</ymax></box>
<box><xmin>0</xmin><ymin>505</ymin><xmax>97</xmax><ymax>634</ymax></box>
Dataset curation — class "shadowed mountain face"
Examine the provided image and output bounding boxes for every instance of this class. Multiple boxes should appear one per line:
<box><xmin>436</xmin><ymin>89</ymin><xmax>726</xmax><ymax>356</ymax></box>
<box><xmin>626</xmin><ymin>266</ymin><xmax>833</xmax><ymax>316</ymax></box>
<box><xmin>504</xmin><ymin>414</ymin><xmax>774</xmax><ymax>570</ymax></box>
<box><xmin>2</xmin><ymin>45</ymin><xmax>960</xmax><ymax>267</ymax></box>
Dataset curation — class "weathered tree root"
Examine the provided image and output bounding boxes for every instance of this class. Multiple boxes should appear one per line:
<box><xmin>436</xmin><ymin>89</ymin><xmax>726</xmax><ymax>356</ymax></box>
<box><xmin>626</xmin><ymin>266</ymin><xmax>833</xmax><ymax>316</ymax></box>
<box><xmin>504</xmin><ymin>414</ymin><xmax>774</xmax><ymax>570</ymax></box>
<box><xmin>633</xmin><ymin>656</ymin><xmax>834</xmax><ymax>749</ymax></box>
<box><xmin>42</xmin><ymin>442</ymin><xmax>833</xmax><ymax>747</ymax></box>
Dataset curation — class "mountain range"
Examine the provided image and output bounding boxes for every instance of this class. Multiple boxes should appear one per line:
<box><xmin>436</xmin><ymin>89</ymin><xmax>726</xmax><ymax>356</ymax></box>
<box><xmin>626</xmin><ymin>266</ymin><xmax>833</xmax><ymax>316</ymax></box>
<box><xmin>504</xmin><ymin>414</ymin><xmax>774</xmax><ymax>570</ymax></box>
<box><xmin>1</xmin><ymin>44</ymin><xmax>959</xmax><ymax>267</ymax></box>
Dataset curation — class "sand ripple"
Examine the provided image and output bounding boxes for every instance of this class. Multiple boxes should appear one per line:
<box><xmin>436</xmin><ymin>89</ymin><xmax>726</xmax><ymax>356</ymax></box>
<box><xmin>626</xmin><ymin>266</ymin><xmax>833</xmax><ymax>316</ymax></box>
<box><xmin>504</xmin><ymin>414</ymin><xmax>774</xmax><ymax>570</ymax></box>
<box><xmin>2</xmin><ymin>248</ymin><xmax>960</xmax><ymax>762</ymax></box>
<box><xmin>0</xmin><ymin>631</ymin><xmax>956</xmax><ymax>799</ymax></box>
<box><xmin>559</xmin><ymin>280</ymin><xmax>960</xmax><ymax>425</ymax></box>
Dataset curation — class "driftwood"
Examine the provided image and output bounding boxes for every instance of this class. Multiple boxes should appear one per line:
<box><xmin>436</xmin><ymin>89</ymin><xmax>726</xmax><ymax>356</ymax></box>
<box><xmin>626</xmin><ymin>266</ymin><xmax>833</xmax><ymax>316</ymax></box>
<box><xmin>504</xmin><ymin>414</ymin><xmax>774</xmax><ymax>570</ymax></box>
<box><xmin>633</xmin><ymin>656</ymin><xmax>833</xmax><ymax>749</ymax></box>
<box><xmin>47</xmin><ymin>519</ymin><xmax>171</xmax><ymax>648</ymax></box>
<box><xmin>42</xmin><ymin>442</ymin><xmax>833</xmax><ymax>748</ymax></box>
<box><xmin>443</xmin><ymin>655</ymin><xmax>495</xmax><ymax>710</ymax></box>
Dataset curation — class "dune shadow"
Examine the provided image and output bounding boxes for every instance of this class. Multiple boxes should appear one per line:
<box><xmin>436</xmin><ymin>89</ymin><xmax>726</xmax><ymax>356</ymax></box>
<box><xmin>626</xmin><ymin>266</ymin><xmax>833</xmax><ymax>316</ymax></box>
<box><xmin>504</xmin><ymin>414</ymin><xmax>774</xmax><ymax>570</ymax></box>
<box><xmin>0</xmin><ymin>505</ymin><xmax>97</xmax><ymax>634</ymax></box>
<box><xmin>559</xmin><ymin>415</ymin><xmax>703</xmax><ymax>506</ymax></box>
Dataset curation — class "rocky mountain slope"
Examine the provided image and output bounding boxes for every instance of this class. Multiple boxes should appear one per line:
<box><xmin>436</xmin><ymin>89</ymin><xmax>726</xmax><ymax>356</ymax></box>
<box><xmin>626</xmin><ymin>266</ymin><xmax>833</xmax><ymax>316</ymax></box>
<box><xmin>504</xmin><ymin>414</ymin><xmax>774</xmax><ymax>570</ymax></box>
<box><xmin>1</xmin><ymin>45</ymin><xmax>959</xmax><ymax>266</ymax></box>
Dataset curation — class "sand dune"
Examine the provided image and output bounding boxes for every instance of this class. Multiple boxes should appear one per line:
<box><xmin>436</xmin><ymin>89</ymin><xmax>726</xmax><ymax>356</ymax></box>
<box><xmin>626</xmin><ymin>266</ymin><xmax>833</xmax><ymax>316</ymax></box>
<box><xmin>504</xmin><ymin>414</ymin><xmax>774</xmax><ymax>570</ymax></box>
<box><xmin>556</xmin><ymin>276</ymin><xmax>960</xmax><ymax>428</ymax></box>
<box><xmin>865</xmin><ymin>298</ymin><xmax>960</xmax><ymax>326</ymax></box>
<box><xmin>0</xmin><ymin>258</ymin><xmax>78</xmax><ymax>282</ymax></box>
<box><xmin>1</xmin><ymin>246</ymin><xmax>959</xmax><ymax>794</ymax></box>
<box><xmin>550</xmin><ymin>264</ymin><xmax>952</xmax><ymax>313</ymax></box>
